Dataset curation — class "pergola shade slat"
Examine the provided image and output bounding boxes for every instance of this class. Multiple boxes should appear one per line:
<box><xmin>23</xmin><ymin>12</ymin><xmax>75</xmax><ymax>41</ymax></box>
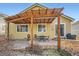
<box><xmin>5</xmin><ymin>8</ymin><xmax>63</xmax><ymax>23</ymax></box>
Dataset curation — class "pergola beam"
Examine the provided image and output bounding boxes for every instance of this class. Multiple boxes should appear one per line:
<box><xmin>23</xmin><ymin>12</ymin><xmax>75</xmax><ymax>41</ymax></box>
<box><xmin>5</xmin><ymin>8</ymin><xmax>63</xmax><ymax>21</ymax></box>
<box><xmin>6</xmin><ymin>16</ymin><xmax>57</xmax><ymax>23</ymax></box>
<box><xmin>6</xmin><ymin>17</ymin><xmax>27</xmax><ymax>23</ymax></box>
<box><xmin>9</xmin><ymin>17</ymin><xmax>55</xmax><ymax>24</ymax></box>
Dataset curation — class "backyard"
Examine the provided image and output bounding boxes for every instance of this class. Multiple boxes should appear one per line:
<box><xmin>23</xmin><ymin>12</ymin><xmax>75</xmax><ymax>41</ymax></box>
<box><xmin>0</xmin><ymin>35</ymin><xmax>79</xmax><ymax>56</ymax></box>
<box><xmin>0</xmin><ymin>40</ymin><xmax>71</xmax><ymax>56</ymax></box>
<box><xmin>0</xmin><ymin>32</ymin><xmax>78</xmax><ymax>56</ymax></box>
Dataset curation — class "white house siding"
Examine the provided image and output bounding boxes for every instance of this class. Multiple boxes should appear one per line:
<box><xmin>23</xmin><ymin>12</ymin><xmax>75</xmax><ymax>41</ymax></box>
<box><xmin>0</xmin><ymin>14</ymin><xmax>8</xmax><ymax>35</ymax></box>
<box><xmin>72</xmin><ymin>22</ymin><xmax>79</xmax><ymax>35</ymax></box>
<box><xmin>0</xmin><ymin>24</ymin><xmax>5</xmax><ymax>35</ymax></box>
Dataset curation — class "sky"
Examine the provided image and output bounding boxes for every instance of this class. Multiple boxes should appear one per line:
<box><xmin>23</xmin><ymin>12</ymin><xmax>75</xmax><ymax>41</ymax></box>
<box><xmin>0</xmin><ymin>3</ymin><xmax>78</xmax><ymax>21</ymax></box>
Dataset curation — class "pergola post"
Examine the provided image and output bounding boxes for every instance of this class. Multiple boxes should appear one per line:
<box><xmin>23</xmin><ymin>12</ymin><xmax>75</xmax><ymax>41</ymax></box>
<box><xmin>30</xmin><ymin>17</ymin><xmax>33</xmax><ymax>48</ymax></box>
<box><xmin>7</xmin><ymin>22</ymin><xmax>9</xmax><ymax>40</ymax></box>
<box><xmin>57</xmin><ymin>15</ymin><xmax>61</xmax><ymax>49</ymax></box>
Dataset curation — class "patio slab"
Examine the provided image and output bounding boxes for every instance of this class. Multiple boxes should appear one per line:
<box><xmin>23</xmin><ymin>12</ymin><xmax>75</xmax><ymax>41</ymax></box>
<box><xmin>9</xmin><ymin>40</ymin><xmax>29</xmax><ymax>49</ymax></box>
<box><xmin>7</xmin><ymin>40</ymin><xmax>58</xmax><ymax>49</ymax></box>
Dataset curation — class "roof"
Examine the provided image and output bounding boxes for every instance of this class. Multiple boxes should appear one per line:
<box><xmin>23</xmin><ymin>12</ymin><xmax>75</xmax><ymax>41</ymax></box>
<box><xmin>72</xmin><ymin>21</ymin><xmax>79</xmax><ymax>25</ymax></box>
<box><xmin>61</xmin><ymin>14</ymin><xmax>75</xmax><ymax>21</ymax></box>
<box><xmin>21</xmin><ymin>3</ymin><xmax>48</xmax><ymax>13</ymax></box>
<box><xmin>0</xmin><ymin>13</ymin><xmax>8</xmax><ymax>23</ymax></box>
<box><xmin>0</xmin><ymin>13</ymin><xmax>8</xmax><ymax>18</ymax></box>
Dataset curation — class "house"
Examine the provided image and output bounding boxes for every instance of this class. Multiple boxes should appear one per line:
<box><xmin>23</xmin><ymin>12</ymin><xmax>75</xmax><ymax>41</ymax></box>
<box><xmin>72</xmin><ymin>21</ymin><xmax>79</xmax><ymax>35</ymax></box>
<box><xmin>0</xmin><ymin>13</ymin><xmax>8</xmax><ymax>35</ymax></box>
<box><xmin>72</xmin><ymin>21</ymin><xmax>79</xmax><ymax>40</ymax></box>
<box><xmin>5</xmin><ymin>3</ymin><xmax>75</xmax><ymax>40</ymax></box>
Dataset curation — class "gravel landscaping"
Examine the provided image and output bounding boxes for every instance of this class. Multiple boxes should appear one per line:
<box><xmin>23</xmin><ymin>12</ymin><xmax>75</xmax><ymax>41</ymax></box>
<box><xmin>0</xmin><ymin>48</ymin><xmax>72</xmax><ymax>56</ymax></box>
<box><xmin>0</xmin><ymin>40</ymin><xmax>73</xmax><ymax>56</ymax></box>
<box><xmin>0</xmin><ymin>42</ymin><xmax>72</xmax><ymax>56</ymax></box>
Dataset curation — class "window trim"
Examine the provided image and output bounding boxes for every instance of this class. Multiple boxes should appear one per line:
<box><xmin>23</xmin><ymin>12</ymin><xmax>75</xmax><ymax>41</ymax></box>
<box><xmin>37</xmin><ymin>24</ymin><xmax>46</xmax><ymax>32</ymax></box>
<box><xmin>54</xmin><ymin>23</ymin><xmax>66</xmax><ymax>37</ymax></box>
<box><xmin>16</xmin><ymin>24</ymin><xmax>29</xmax><ymax>32</ymax></box>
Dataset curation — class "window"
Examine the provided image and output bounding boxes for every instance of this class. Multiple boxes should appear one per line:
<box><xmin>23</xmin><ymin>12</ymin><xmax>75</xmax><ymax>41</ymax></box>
<box><xmin>38</xmin><ymin>25</ymin><xmax>45</xmax><ymax>32</ymax></box>
<box><xmin>55</xmin><ymin>24</ymin><xmax>65</xmax><ymax>36</ymax></box>
<box><xmin>17</xmin><ymin>25</ymin><xmax>28</xmax><ymax>32</ymax></box>
<box><xmin>0</xmin><ymin>24</ymin><xmax>5</xmax><ymax>31</ymax></box>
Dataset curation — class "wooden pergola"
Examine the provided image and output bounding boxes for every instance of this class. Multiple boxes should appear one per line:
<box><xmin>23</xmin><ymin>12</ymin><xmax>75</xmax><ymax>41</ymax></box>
<box><xmin>5</xmin><ymin>8</ymin><xmax>63</xmax><ymax>49</ymax></box>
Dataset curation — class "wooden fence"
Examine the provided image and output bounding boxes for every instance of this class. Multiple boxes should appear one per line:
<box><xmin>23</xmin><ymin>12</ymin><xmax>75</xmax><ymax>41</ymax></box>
<box><xmin>61</xmin><ymin>39</ymin><xmax>79</xmax><ymax>55</ymax></box>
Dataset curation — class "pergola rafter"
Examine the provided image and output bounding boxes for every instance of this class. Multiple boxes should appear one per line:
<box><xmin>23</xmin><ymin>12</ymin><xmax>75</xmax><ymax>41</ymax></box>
<box><xmin>5</xmin><ymin>8</ymin><xmax>64</xmax><ymax>49</ymax></box>
<box><xmin>5</xmin><ymin>8</ymin><xmax>63</xmax><ymax>21</ymax></box>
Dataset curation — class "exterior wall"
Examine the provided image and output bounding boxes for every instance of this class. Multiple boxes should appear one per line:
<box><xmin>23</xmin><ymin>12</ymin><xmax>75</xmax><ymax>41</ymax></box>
<box><xmin>71</xmin><ymin>23</ymin><xmax>79</xmax><ymax>40</ymax></box>
<box><xmin>0</xmin><ymin>17</ymin><xmax>6</xmax><ymax>35</ymax></box>
<box><xmin>9</xmin><ymin>23</ymin><xmax>30</xmax><ymax>39</ymax></box>
<box><xmin>8</xmin><ymin>23</ymin><xmax>50</xmax><ymax>39</ymax></box>
<box><xmin>61</xmin><ymin>16</ymin><xmax>72</xmax><ymax>35</ymax></box>
<box><xmin>7</xmin><ymin>16</ymin><xmax>72</xmax><ymax>40</ymax></box>
<box><xmin>72</xmin><ymin>23</ymin><xmax>79</xmax><ymax>35</ymax></box>
<box><xmin>50</xmin><ymin>16</ymin><xmax>72</xmax><ymax>39</ymax></box>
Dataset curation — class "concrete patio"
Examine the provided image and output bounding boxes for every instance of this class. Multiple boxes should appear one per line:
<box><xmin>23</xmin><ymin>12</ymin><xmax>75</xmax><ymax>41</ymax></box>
<box><xmin>3</xmin><ymin>40</ymin><xmax>57</xmax><ymax>49</ymax></box>
<box><xmin>8</xmin><ymin>40</ymin><xmax>29</xmax><ymax>50</ymax></box>
<box><xmin>7</xmin><ymin>40</ymin><xmax>58</xmax><ymax>50</ymax></box>
<box><xmin>0</xmin><ymin>39</ymin><xmax>76</xmax><ymax>56</ymax></box>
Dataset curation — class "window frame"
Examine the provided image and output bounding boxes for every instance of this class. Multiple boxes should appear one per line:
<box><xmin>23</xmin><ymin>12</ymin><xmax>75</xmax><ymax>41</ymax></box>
<box><xmin>54</xmin><ymin>23</ymin><xmax>66</xmax><ymax>37</ymax></box>
<box><xmin>37</xmin><ymin>24</ymin><xmax>46</xmax><ymax>32</ymax></box>
<box><xmin>16</xmin><ymin>24</ymin><xmax>29</xmax><ymax>32</ymax></box>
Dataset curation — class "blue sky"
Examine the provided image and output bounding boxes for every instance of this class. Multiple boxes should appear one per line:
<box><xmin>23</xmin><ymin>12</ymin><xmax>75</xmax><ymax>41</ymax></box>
<box><xmin>0</xmin><ymin>3</ymin><xmax>78</xmax><ymax>21</ymax></box>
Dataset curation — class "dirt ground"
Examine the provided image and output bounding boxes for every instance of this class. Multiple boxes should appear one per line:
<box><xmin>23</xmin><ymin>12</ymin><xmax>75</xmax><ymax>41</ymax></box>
<box><xmin>0</xmin><ymin>41</ymin><xmax>59</xmax><ymax>56</ymax></box>
<box><xmin>0</xmin><ymin>37</ymin><xmax>79</xmax><ymax>56</ymax></box>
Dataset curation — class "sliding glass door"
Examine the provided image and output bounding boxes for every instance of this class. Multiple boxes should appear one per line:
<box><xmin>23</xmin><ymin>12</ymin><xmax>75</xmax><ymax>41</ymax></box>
<box><xmin>55</xmin><ymin>24</ymin><xmax>65</xmax><ymax>37</ymax></box>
